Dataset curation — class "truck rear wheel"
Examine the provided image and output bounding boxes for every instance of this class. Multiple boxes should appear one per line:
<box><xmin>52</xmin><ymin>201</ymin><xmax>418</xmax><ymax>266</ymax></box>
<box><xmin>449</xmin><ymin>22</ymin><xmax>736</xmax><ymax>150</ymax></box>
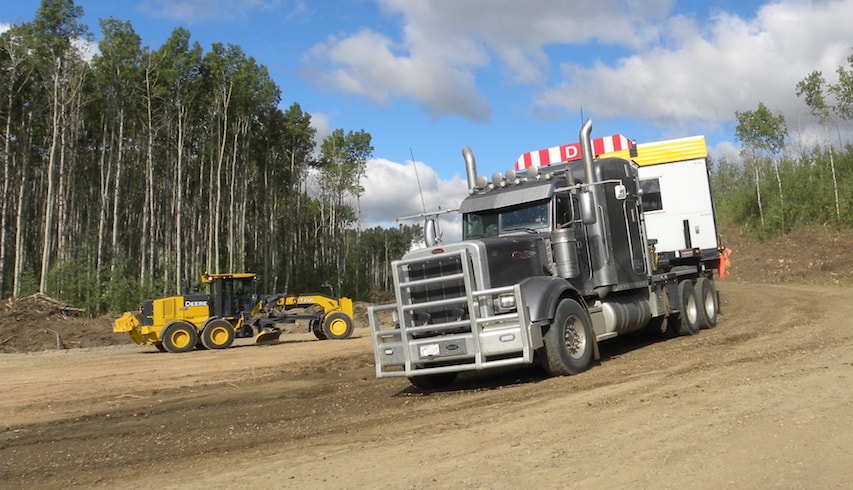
<box><xmin>201</xmin><ymin>319</ymin><xmax>235</xmax><ymax>349</ymax></box>
<box><xmin>694</xmin><ymin>277</ymin><xmax>718</xmax><ymax>328</ymax></box>
<box><xmin>542</xmin><ymin>298</ymin><xmax>594</xmax><ymax>376</ymax></box>
<box><xmin>322</xmin><ymin>312</ymin><xmax>354</xmax><ymax>340</ymax></box>
<box><xmin>676</xmin><ymin>280</ymin><xmax>701</xmax><ymax>335</ymax></box>
<box><xmin>161</xmin><ymin>321</ymin><xmax>198</xmax><ymax>353</ymax></box>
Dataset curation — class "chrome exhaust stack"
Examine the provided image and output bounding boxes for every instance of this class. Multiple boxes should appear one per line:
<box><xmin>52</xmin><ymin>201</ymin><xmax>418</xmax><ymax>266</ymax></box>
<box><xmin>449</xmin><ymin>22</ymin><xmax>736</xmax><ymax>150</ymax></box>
<box><xmin>579</xmin><ymin>118</ymin><xmax>595</xmax><ymax>185</ymax></box>
<box><xmin>462</xmin><ymin>146</ymin><xmax>478</xmax><ymax>192</ymax></box>
<box><xmin>578</xmin><ymin>119</ymin><xmax>597</xmax><ymax>225</ymax></box>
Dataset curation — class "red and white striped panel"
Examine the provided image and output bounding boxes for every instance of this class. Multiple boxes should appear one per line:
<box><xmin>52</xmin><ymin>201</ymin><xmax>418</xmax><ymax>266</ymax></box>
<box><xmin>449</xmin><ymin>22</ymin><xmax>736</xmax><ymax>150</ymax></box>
<box><xmin>514</xmin><ymin>134</ymin><xmax>631</xmax><ymax>170</ymax></box>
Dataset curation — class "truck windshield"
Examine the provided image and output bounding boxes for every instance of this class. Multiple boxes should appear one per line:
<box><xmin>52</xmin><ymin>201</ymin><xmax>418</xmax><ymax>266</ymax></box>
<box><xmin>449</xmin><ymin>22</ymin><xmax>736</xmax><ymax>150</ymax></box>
<box><xmin>463</xmin><ymin>201</ymin><xmax>550</xmax><ymax>239</ymax></box>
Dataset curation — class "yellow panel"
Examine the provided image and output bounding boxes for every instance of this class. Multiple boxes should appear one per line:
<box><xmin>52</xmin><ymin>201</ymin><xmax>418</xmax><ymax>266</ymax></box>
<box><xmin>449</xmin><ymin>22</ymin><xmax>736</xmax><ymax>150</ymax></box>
<box><xmin>602</xmin><ymin>135</ymin><xmax>707</xmax><ymax>166</ymax></box>
<box><xmin>163</xmin><ymin>298</ymin><xmax>175</xmax><ymax>318</ymax></box>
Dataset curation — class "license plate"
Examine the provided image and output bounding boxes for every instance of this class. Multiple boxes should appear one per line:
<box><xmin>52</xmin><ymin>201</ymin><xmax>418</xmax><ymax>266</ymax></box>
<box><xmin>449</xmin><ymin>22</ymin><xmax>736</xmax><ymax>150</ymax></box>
<box><xmin>419</xmin><ymin>343</ymin><xmax>441</xmax><ymax>358</ymax></box>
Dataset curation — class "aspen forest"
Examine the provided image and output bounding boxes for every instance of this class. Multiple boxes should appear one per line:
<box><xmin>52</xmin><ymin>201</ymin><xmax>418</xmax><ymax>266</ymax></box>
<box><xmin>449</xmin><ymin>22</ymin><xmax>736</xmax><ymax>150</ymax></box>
<box><xmin>0</xmin><ymin>1</ymin><xmax>419</xmax><ymax>314</ymax></box>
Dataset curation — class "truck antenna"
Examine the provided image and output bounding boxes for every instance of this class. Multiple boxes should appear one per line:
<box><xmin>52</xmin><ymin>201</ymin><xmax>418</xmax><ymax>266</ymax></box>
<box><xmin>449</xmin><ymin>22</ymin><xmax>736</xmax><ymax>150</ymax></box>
<box><xmin>410</xmin><ymin>147</ymin><xmax>427</xmax><ymax>213</ymax></box>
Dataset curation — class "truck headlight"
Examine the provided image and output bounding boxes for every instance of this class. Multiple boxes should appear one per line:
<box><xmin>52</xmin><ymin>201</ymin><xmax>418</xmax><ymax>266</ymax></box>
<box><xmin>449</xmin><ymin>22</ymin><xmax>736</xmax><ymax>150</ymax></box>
<box><xmin>497</xmin><ymin>293</ymin><xmax>516</xmax><ymax>311</ymax></box>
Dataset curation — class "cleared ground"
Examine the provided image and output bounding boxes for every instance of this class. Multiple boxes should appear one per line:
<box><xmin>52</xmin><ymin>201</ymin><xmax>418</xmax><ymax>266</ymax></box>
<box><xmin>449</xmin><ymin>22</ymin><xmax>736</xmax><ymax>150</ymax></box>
<box><xmin>0</xmin><ymin>280</ymin><xmax>851</xmax><ymax>489</ymax></box>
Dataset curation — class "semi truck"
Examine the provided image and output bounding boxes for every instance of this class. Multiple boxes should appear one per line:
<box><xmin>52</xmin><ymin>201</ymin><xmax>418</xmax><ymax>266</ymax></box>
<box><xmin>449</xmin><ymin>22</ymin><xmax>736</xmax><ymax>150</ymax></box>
<box><xmin>367</xmin><ymin>120</ymin><xmax>727</xmax><ymax>389</ymax></box>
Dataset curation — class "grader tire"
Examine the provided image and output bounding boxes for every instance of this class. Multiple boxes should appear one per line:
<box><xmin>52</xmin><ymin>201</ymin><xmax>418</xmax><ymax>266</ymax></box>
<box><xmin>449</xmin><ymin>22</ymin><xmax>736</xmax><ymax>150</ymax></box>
<box><xmin>322</xmin><ymin>312</ymin><xmax>354</xmax><ymax>340</ymax></box>
<box><xmin>161</xmin><ymin>322</ymin><xmax>198</xmax><ymax>353</ymax></box>
<box><xmin>201</xmin><ymin>319</ymin><xmax>235</xmax><ymax>349</ymax></box>
<box><xmin>311</xmin><ymin>318</ymin><xmax>327</xmax><ymax>340</ymax></box>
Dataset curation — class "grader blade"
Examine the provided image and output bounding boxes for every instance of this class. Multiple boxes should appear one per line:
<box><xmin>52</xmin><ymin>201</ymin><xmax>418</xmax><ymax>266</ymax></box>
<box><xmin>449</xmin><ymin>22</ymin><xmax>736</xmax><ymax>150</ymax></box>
<box><xmin>254</xmin><ymin>326</ymin><xmax>283</xmax><ymax>345</ymax></box>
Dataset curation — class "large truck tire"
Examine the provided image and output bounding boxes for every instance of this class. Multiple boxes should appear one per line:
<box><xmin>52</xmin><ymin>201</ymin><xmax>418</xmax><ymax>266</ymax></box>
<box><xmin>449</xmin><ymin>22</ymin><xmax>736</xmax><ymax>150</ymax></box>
<box><xmin>676</xmin><ymin>280</ymin><xmax>701</xmax><ymax>336</ymax></box>
<box><xmin>161</xmin><ymin>321</ymin><xmax>199</xmax><ymax>353</ymax></box>
<box><xmin>694</xmin><ymin>277</ymin><xmax>718</xmax><ymax>328</ymax></box>
<box><xmin>542</xmin><ymin>298</ymin><xmax>594</xmax><ymax>376</ymax></box>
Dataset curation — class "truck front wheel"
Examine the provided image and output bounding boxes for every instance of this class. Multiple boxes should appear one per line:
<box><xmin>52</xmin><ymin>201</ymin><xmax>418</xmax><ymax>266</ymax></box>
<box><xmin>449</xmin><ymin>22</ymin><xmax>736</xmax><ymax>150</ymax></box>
<box><xmin>542</xmin><ymin>298</ymin><xmax>594</xmax><ymax>376</ymax></box>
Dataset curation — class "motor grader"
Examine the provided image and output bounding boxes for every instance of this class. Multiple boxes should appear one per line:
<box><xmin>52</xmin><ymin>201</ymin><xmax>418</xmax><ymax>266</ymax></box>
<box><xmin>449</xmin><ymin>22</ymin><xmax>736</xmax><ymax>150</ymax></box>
<box><xmin>113</xmin><ymin>272</ymin><xmax>355</xmax><ymax>353</ymax></box>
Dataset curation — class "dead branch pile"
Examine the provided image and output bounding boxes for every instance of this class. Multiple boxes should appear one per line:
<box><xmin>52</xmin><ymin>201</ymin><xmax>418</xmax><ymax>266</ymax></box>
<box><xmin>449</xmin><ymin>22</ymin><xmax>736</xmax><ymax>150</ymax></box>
<box><xmin>1</xmin><ymin>293</ymin><xmax>85</xmax><ymax>318</ymax></box>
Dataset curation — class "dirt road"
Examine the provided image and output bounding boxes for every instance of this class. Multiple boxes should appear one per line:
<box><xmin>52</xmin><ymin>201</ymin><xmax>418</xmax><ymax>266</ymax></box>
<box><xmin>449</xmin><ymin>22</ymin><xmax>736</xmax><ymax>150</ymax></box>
<box><xmin>1</xmin><ymin>281</ymin><xmax>851</xmax><ymax>489</ymax></box>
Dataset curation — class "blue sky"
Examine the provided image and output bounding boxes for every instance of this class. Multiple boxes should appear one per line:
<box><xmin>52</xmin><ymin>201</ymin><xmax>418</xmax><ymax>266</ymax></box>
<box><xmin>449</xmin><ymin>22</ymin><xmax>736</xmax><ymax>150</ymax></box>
<box><xmin>4</xmin><ymin>0</ymin><xmax>853</xmax><ymax>240</ymax></box>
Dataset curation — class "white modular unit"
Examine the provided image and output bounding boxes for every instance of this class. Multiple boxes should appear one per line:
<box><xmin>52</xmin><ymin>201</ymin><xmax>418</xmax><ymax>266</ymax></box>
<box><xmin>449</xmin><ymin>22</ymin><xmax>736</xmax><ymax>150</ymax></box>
<box><xmin>603</xmin><ymin>135</ymin><xmax>719</xmax><ymax>255</ymax></box>
<box><xmin>637</xmin><ymin>156</ymin><xmax>717</xmax><ymax>252</ymax></box>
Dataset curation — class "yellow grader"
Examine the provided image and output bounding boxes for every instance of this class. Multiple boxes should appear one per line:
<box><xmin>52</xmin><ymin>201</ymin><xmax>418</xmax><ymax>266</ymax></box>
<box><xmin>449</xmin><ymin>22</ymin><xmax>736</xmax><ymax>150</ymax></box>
<box><xmin>113</xmin><ymin>272</ymin><xmax>355</xmax><ymax>352</ymax></box>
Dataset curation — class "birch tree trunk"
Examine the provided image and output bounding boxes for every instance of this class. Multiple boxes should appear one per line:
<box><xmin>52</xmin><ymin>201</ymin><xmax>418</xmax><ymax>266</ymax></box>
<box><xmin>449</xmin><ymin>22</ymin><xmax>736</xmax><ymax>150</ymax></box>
<box><xmin>174</xmin><ymin>104</ymin><xmax>185</xmax><ymax>292</ymax></box>
<box><xmin>754</xmin><ymin>165</ymin><xmax>764</xmax><ymax>227</ymax></box>
<box><xmin>39</xmin><ymin>57</ymin><xmax>63</xmax><ymax>294</ymax></box>
<box><xmin>13</xmin><ymin>164</ymin><xmax>28</xmax><ymax>298</ymax></box>
<box><xmin>772</xmin><ymin>159</ymin><xmax>784</xmax><ymax>232</ymax></box>
<box><xmin>141</xmin><ymin>67</ymin><xmax>154</xmax><ymax>291</ymax></box>
<box><xmin>0</xmin><ymin>72</ymin><xmax>13</xmax><ymax>298</ymax></box>
<box><xmin>824</xmin><ymin>127</ymin><xmax>841</xmax><ymax>222</ymax></box>
<box><xmin>110</xmin><ymin>109</ymin><xmax>125</xmax><ymax>276</ymax></box>
<box><xmin>96</xmin><ymin>117</ymin><xmax>110</xmax><ymax>314</ymax></box>
<box><xmin>227</xmin><ymin>126</ymin><xmax>239</xmax><ymax>272</ymax></box>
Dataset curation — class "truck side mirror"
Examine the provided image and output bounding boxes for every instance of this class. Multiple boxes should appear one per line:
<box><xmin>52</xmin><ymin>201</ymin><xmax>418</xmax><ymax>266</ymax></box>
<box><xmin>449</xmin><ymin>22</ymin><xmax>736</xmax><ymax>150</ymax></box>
<box><xmin>425</xmin><ymin>219</ymin><xmax>437</xmax><ymax>247</ymax></box>
<box><xmin>579</xmin><ymin>191</ymin><xmax>596</xmax><ymax>224</ymax></box>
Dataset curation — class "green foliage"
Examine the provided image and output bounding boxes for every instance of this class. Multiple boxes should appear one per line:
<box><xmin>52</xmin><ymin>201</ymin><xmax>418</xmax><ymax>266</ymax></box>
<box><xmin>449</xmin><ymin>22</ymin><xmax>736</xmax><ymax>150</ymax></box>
<box><xmin>712</xmin><ymin>144</ymin><xmax>853</xmax><ymax>236</ymax></box>
<box><xmin>0</xmin><ymin>2</ymin><xmax>419</xmax><ymax>313</ymax></box>
<box><xmin>829</xmin><ymin>49</ymin><xmax>853</xmax><ymax>121</ymax></box>
<box><xmin>796</xmin><ymin>71</ymin><xmax>831</xmax><ymax>124</ymax></box>
<box><xmin>735</xmin><ymin>102</ymin><xmax>787</xmax><ymax>158</ymax></box>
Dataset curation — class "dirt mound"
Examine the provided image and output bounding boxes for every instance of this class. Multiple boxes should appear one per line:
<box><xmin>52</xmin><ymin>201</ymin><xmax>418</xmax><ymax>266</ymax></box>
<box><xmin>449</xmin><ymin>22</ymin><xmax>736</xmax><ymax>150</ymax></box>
<box><xmin>720</xmin><ymin>224</ymin><xmax>853</xmax><ymax>286</ymax></box>
<box><xmin>0</xmin><ymin>294</ymin><xmax>122</xmax><ymax>354</ymax></box>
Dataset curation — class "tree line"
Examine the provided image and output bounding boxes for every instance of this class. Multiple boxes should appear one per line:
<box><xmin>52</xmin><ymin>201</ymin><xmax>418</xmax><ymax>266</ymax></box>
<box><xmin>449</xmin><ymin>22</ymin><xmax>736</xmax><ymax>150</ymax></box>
<box><xmin>0</xmin><ymin>0</ymin><xmax>419</xmax><ymax>314</ymax></box>
<box><xmin>716</xmin><ymin>49</ymin><xmax>853</xmax><ymax>238</ymax></box>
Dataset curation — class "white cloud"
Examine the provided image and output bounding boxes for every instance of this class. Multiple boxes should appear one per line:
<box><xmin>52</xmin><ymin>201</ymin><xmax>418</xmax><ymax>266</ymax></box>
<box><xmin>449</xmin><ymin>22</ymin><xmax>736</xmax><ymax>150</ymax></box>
<box><xmin>535</xmin><ymin>1</ymin><xmax>853</xmax><ymax>134</ymax></box>
<box><xmin>358</xmin><ymin>158</ymin><xmax>467</xmax><ymax>242</ymax></box>
<box><xmin>306</xmin><ymin>29</ymin><xmax>491</xmax><ymax>121</ymax></box>
<box><xmin>306</xmin><ymin>0</ymin><xmax>853</xmax><ymax>144</ymax></box>
<box><xmin>709</xmin><ymin>140</ymin><xmax>740</xmax><ymax>163</ymax></box>
<box><xmin>308</xmin><ymin>110</ymin><xmax>331</xmax><ymax>147</ymax></box>
<box><xmin>301</xmin><ymin>156</ymin><xmax>467</xmax><ymax>242</ymax></box>
<box><xmin>305</xmin><ymin>0</ymin><xmax>677</xmax><ymax>120</ymax></box>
